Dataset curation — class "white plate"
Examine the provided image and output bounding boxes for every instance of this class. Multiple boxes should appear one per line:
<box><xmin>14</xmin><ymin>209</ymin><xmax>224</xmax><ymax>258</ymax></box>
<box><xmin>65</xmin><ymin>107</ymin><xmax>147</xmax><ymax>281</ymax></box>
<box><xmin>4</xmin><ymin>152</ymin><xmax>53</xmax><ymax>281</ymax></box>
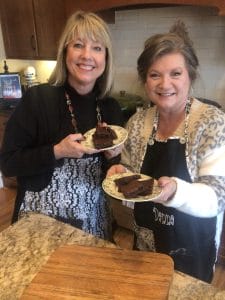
<box><xmin>81</xmin><ymin>125</ymin><xmax>128</xmax><ymax>151</ymax></box>
<box><xmin>102</xmin><ymin>173</ymin><xmax>162</xmax><ymax>202</ymax></box>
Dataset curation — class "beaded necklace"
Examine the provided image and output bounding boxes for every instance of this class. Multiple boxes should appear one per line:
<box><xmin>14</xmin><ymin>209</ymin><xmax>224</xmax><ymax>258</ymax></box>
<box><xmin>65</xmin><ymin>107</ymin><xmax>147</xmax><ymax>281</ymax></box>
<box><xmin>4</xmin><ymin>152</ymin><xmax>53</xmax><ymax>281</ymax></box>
<box><xmin>65</xmin><ymin>91</ymin><xmax>102</xmax><ymax>133</ymax></box>
<box><xmin>148</xmin><ymin>97</ymin><xmax>192</xmax><ymax>157</ymax></box>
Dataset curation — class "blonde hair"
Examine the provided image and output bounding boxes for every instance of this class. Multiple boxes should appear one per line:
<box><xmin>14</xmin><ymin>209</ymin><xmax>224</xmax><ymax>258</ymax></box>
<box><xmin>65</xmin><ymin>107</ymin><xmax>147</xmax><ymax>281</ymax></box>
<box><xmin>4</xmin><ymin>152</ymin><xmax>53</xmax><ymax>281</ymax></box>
<box><xmin>49</xmin><ymin>11</ymin><xmax>114</xmax><ymax>98</ymax></box>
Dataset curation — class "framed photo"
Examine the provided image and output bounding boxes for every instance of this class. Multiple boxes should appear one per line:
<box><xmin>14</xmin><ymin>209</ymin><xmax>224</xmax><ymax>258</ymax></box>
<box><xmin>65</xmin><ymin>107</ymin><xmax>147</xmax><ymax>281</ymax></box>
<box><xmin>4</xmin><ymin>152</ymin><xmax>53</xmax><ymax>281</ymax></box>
<box><xmin>0</xmin><ymin>73</ymin><xmax>22</xmax><ymax>99</ymax></box>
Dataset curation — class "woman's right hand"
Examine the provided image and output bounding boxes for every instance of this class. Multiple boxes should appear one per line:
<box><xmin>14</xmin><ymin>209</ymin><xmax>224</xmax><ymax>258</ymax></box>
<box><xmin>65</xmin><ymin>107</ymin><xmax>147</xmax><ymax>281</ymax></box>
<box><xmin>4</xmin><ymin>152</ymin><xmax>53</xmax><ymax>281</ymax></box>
<box><xmin>54</xmin><ymin>133</ymin><xmax>100</xmax><ymax>159</ymax></box>
<box><xmin>106</xmin><ymin>164</ymin><xmax>127</xmax><ymax>177</ymax></box>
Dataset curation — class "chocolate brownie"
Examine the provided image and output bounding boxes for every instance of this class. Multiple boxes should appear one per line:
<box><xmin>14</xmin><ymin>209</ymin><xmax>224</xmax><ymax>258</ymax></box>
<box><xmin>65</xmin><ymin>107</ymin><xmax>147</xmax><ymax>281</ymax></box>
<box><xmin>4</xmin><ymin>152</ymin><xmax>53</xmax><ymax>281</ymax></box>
<box><xmin>92</xmin><ymin>124</ymin><xmax>118</xmax><ymax>149</ymax></box>
<box><xmin>115</xmin><ymin>176</ymin><xmax>154</xmax><ymax>199</ymax></box>
<box><xmin>115</xmin><ymin>174</ymin><xmax>141</xmax><ymax>188</ymax></box>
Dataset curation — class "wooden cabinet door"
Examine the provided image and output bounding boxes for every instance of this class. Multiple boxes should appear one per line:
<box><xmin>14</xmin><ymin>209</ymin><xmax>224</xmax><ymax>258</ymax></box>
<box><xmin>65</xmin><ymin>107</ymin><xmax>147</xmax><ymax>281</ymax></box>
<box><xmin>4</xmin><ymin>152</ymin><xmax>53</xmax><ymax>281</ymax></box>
<box><xmin>0</xmin><ymin>0</ymin><xmax>66</xmax><ymax>59</ymax></box>
<box><xmin>0</xmin><ymin>0</ymin><xmax>38</xmax><ymax>59</ymax></box>
<box><xmin>33</xmin><ymin>0</ymin><xmax>66</xmax><ymax>59</ymax></box>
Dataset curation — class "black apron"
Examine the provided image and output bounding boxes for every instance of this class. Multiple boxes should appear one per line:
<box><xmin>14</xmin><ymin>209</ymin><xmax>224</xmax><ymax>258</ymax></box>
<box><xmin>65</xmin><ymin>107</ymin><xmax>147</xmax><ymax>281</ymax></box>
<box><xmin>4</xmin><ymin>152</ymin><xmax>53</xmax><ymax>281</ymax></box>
<box><xmin>134</xmin><ymin>139</ymin><xmax>217</xmax><ymax>283</ymax></box>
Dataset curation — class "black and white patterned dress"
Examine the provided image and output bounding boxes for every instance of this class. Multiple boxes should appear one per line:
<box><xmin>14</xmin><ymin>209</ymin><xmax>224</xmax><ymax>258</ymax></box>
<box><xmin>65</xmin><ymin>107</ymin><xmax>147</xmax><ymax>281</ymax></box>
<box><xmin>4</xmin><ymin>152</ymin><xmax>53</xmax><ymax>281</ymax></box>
<box><xmin>20</xmin><ymin>155</ymin><xmax>112</xmax><ymax>240</ymax></box>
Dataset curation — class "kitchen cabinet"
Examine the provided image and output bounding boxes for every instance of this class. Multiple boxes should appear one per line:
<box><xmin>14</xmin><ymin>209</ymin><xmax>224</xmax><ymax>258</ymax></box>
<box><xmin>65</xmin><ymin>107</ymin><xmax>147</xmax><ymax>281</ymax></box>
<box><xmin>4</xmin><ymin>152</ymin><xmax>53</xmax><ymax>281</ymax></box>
<box><xmin>0</xmin><ymin>0</ymin><xmax>66</xmax><ymax>60</ymax></box>
<box><xmin>65</xmin><ymin>0</ymin><xmax>225</xmax><ymax>16</ymax></box>
<box><xmin>1</xmin><ymin>0</ymin><xmax>224</xmax><ymax>59</ymax></box>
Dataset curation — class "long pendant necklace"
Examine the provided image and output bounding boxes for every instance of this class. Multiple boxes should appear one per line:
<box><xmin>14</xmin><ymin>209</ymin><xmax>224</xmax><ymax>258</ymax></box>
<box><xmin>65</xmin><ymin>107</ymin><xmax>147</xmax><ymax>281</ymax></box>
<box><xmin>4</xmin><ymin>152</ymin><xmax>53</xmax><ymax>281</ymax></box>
<box><xmin>148</xmin><ymin>97</ymin><xmax>192</xmax><ymax>157</ymax></box>
<box><xmin>65</xmin><ymin>91</ymin><xmax>102</xmax><ymax>133</ymax></box>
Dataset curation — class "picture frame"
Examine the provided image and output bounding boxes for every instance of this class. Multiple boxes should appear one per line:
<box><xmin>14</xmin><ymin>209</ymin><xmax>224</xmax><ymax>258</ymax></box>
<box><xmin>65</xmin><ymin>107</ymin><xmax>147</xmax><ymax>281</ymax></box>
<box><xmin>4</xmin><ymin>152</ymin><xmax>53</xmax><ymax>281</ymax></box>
<box><xmin>0</xmin><ymin>72</ymin><xmax>22</xmax><ymax>99</ymax></box>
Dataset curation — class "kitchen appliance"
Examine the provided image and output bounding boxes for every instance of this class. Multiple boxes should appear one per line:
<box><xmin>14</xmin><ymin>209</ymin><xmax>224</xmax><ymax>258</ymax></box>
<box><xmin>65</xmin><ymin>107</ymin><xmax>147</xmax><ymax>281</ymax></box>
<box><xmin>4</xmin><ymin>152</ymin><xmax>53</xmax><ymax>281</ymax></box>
<box><xmin>23</xmin><ymin>66</ymin><xmax>39</xmax><ymax>88</ymax></box>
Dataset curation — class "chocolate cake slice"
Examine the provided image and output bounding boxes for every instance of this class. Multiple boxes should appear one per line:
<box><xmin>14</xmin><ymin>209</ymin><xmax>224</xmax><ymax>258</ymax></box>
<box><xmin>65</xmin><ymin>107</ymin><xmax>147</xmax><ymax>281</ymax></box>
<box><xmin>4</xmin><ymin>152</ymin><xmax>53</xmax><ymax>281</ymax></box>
<box><xmin>115</xmin><ymin>177</ymin><xmax>154</xmax><ymax>199</ymax></box>
<box><xmin>137</xmin><ymin>179</ymin><xmax>154</xmax><ymax>196</ymax></box>
<box><xmin>92</xmin><ymin>124</ymin><xmax>118</xmax><ymax>149</ymax></box>
<box><xmin>93</xmin><ymin>137</ymin><xmax>113</xmax><ymax>149</ymax></box>
<box><xmin>115</xmin><ymin>174</ymin><xmax>141</xmax><ymax>192</ymax></box>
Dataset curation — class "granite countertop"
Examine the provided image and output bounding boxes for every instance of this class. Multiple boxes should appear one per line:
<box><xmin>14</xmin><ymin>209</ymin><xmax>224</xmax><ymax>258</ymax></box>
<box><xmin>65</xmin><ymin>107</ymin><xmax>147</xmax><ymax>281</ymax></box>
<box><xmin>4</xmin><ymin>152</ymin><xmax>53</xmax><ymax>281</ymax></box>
<box><xmin>0</xmin><ymin>213</ymin><xmax>225</xmax><ymax>300</ymax></box>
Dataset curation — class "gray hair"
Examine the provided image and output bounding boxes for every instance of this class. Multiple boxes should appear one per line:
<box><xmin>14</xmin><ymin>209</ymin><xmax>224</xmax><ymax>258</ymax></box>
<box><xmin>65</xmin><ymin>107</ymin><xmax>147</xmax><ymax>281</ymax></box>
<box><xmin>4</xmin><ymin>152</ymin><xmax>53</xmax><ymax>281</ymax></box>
<box><xmin>137</xmin><ymin>20</ymin><xmax>199</xmax><ymax>85</ymax></box>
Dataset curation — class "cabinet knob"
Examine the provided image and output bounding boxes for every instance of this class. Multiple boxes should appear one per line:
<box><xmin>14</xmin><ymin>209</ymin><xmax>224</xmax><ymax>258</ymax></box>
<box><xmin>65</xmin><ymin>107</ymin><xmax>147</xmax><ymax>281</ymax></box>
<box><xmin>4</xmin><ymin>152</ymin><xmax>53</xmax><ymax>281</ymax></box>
<box><xmin>30</xmin><ymin>35</ymin><xmax>36</xmax><ymax>51</ymax></box>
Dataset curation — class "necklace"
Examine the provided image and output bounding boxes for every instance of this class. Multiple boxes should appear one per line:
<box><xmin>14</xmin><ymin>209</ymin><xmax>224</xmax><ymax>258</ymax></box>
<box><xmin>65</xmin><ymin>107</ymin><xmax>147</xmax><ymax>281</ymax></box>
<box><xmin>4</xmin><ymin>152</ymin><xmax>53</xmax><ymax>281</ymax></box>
<box><xmin>148</xmin><ymin>97</ymin><xmax>192</xmax><ymax>157</ymax></box>
<box><xmin>65</xmin><ymin>91</ymin><xmax>102</xmax><ymax>133</ymax></box>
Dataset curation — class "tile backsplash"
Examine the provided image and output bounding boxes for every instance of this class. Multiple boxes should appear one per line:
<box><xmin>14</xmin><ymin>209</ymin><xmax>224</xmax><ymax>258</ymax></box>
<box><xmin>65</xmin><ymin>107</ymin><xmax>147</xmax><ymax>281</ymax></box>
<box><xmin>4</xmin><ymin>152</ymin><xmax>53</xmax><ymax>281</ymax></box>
<box><xmin>0</xmin><ymin>5</ymin><xmax>225</xmax><ymax>107</ymax></box>
<box><xmin>109</xmin><ymin>6</ymin><xmax>225</xmax><ymax>107</ymax></box>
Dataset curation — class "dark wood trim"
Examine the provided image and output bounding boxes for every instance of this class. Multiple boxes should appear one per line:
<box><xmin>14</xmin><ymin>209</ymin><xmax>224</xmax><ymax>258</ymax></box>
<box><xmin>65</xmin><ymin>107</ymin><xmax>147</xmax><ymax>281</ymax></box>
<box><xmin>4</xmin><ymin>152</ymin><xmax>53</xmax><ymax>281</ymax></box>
<box><xmin>65</xmin><ymin>0</ymin><xmax>225</xmax><ymax>16</ymax></box>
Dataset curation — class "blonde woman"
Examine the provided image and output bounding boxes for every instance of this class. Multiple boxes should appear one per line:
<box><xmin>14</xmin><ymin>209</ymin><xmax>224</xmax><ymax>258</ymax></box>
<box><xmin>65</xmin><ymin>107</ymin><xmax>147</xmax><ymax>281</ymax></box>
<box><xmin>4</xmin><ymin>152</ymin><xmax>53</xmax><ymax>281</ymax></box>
<box><xmin>0</xmin><ymin>11</ymin><xmax>123</xmax><ymax>240</ymax></box>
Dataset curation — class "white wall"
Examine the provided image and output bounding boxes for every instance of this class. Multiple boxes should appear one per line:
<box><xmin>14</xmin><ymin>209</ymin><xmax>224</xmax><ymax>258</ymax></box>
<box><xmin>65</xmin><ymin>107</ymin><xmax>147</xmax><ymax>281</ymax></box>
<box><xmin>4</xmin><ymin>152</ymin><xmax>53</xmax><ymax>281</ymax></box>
<box><xmin>1</xmin><ymin>6</ymin><xmax>225</xmax><ymax>107</ymax></box>
<box><xmin>109</xmin><ymin>6</ymin><xmax>225</xmax><ymax>107</ymax></box>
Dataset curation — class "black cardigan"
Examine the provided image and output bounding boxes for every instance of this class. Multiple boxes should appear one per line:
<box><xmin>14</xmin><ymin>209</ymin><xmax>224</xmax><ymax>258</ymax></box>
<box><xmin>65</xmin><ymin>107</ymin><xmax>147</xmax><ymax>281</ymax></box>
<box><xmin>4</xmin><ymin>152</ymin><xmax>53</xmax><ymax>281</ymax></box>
<box><xmin>0</xmin><ymin>83</ymin><xmax>123</xmax><ymax>220</ymax></box>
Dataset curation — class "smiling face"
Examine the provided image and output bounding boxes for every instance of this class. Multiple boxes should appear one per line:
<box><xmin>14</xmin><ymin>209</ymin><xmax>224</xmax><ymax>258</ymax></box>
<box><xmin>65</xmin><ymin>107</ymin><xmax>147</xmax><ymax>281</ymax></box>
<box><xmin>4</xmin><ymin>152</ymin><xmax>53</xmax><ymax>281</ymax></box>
<box><xmin>145</xmin><ymin>52</ymin><xmax>191</xmax><ymax>113</ymax></box>
<box><xmin>66</xmin><ymin>38</ymin><xmax>106</xmax><ymax>95</ymax></box>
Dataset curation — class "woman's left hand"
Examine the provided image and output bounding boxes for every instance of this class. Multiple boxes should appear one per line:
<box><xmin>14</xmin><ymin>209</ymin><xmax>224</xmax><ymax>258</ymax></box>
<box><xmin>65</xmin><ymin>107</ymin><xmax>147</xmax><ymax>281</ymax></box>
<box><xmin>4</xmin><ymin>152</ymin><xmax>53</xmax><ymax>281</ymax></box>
<box><xmin>154</xmin><ymin>176</ymin><xmax>177</xmax><ymax>203</ymax></box>
<box><xmin>106</xmin><ymin>164</ymin><xmax>127</xmax><ymax>177</ymax></box>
